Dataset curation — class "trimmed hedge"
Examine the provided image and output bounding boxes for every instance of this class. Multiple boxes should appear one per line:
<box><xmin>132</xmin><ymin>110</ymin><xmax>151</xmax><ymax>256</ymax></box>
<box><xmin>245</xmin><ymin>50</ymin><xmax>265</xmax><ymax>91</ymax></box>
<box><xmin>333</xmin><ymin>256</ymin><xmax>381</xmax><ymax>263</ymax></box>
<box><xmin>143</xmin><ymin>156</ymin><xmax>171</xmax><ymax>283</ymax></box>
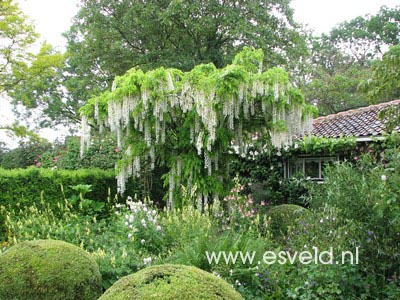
<box><xmin>0</xmin><ymin>167</ymin><xmax>140</xmax><ymax>210</ymax></box>
<box><xmin>99</xmin><ymin>264</ymin><xmax>243</xmax><ymax>300</ymax></box>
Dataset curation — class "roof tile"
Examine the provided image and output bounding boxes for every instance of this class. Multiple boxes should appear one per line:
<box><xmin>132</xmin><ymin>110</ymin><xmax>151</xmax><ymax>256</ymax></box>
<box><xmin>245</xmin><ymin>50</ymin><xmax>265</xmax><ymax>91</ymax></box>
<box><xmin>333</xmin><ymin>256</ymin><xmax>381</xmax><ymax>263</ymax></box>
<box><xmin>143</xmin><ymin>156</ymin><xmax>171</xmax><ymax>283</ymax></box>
<box><xmin>312</xmin><ymin>100</ymin><xmax>400</xmax><ymax>138</ymax></box>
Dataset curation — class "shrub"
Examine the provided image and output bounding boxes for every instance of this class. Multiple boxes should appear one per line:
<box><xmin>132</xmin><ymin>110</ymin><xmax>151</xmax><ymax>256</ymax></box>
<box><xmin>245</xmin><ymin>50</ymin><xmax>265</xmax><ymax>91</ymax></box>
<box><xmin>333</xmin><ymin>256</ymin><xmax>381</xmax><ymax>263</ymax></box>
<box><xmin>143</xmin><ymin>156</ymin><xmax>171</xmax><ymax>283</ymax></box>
<box><xmin>0</xmin><ymin>141</ymin><xmax>53</xmax><ymax>169</ymax></box>
<box><xmin>98</xmin><ymin>264</ymin><xmax>243</xmax><ymax>300</ymax></box>
<box><xmin>0</xmin><ymin>239</ymin><xmax>102</xmax><ymax>300</ymax></box>
<box><xmin>307</xmin><ymin>148</ymin><xmax>400</xmax><ymax>299</ymax></box>
<box><xmin>267</xmin><ymin>204</ymin><xmax>310</xmax><ymax>237</ymax></box>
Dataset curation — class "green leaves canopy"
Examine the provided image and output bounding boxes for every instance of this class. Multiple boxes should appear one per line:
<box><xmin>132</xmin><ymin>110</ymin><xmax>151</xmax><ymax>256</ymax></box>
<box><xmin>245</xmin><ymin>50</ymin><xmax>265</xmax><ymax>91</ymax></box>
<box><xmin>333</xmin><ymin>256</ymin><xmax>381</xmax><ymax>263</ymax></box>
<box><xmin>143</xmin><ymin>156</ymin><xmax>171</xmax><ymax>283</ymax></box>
<box><xmin>0</xmin><ymin>0</ymin><xmax>37</xmax><ymax>91</ymax></box>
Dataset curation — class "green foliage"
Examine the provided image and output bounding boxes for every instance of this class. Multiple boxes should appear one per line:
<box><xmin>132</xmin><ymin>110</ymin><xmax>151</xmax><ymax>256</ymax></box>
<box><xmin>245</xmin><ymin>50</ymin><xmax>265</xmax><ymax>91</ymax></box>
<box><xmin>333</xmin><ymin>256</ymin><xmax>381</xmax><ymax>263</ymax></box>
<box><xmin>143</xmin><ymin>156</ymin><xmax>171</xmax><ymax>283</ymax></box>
<box><xmin>231</xmin><ymin>145</ymin><xmax>310</xmax><ymax>207</ymax></box>
<box><xmin>329</xmin><ymin>5</ymin><xmax>400</xmax><ymax>62</ymax></box>
<box><xmin>301</xmin><ymin>5</ymin><xmax>399</xmax><ymax>115</ymax></box>
<box><xmin>3</xmin><ymin>199</ymin><xmax>141</xmax><ymax>290</ymax></box>
<box><xmin>308</xmin><ymin>149</ymin><xmax>400</xmax><ymax>297</ymax></box>
<box><xmin>0</xmin><ymin>239</ymin><xmax>102</xmax><ymax>300</ymax></box>
<box><xmin>0</xmin><ymin>140</ymin><xmax>53</xmax><ymax>169</ymax></box>
<box><xmin>0</xmin><ymin>167</ymin><xmax>140</xmax><ymax>212</ymax></box>
<box><xmin>0</xmin><ymin>0</ymin><xmax>38</xmax><ymax>91</ymax></box>
<box><xmin>0</xmin><ymin>1</ymin><xmax>67</xmax><ymax>125</ymax></box>
<box><xmin>300</xmin><ymin>35</ymin><xmax>370</xmax><ymax>114</ymax></box>
<box><xmin>63</xmin><ymin>0</ymin><xmax>307</xmax><ymax>112</ymax></box>
<box><xmin>7</xmin><ymin>43</ymin><xmax>73</xmax><ymax>126</ymax></box>
<box><xmin>56</xmin><ymin>135</ymin><xmax>121</xmax><ymax>170</ymax></box>
<box><xmin>98</xmin><ymin>264</ymin><xmax>243</xmax><ymax>300</ymax></box>
<box><xmin>297</xmin><ymin>136</ymin><xmax>357</xmax><ymax>155</ymax></box>
<box><xmin>82</xmin><ymin>47</ymin><xmax>315</xmax><ymax>209</ymax></box>
<box><xmin>67</xmin><ymin>184</ymin><xmax>107</xmax><ymax>215</ymax></box>
<box><xmin>0</xmin><ymin>206</ymin><xmax>6</xmax><ymax>243</ymax></box>
<box><xmin>267</xmin><ymin>204</ymin><xmax>310</xmax><ymax>238</ymax></box>
<box><xmin>361</xmin><ymin>45</ymin><xmax>400</xmax><ymax>102</ymax></box>
<box><xmin>160</xmin><ymin>206</ymin><xmax>219</xmax><ymax>270</ymax></box>
<box><xmin>0</xmin><ymin>122</ymin><xmax>45</xmax><ymax>144</ymax></box>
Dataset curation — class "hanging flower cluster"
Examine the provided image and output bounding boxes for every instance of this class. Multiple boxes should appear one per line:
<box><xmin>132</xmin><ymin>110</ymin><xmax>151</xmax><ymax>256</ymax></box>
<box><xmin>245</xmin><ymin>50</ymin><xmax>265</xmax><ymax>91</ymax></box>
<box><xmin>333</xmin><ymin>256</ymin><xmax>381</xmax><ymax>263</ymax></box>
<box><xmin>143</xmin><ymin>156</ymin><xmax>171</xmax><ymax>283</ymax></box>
<box><xmin>80</xmin><ymin>47</ymin><xmax>315</xmax><ymax>208</ymax></box>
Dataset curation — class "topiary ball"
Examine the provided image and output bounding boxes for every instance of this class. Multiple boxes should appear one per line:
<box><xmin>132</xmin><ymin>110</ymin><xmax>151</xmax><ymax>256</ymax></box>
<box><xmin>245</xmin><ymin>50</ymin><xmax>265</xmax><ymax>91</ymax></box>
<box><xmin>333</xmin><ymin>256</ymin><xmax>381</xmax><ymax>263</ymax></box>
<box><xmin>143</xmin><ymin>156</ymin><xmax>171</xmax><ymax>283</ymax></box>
<box><xmin>267</xmin><ymin>204</ymin><xmax>310</xmax><ymax>237</ymax></box>
<box><xmin>0</xmin><ymin>239</ymin><xmax>102</xmax><ymax>300</ymax></box>
<box><xmin>99</xmin><ymin>264</ymin><xmax>243</xmax><ymax>300</ymax></box>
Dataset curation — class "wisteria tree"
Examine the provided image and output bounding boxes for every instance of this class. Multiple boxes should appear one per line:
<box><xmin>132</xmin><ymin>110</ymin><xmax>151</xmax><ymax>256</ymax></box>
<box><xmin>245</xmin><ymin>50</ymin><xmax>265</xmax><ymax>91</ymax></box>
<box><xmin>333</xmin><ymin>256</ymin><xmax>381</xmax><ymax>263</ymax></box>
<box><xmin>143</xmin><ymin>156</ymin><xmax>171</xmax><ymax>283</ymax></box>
<box><xmin>80</xmin><ymin>48</ymin><xmax>316</xmax><ymax>209</ymax></box>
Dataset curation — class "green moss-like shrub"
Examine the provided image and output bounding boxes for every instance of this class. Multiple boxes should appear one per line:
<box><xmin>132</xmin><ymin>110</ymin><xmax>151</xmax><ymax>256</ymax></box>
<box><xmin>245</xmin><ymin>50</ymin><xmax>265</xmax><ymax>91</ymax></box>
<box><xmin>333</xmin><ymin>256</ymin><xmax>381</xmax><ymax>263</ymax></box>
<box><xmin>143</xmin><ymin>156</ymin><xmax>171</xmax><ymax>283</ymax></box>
<box><xmin>267</xmin><ymin>204</ymin><xmax>310</xmax><ymax>237</ymax></box>
<box><xmin>0</xmin><ymin>239</ymin><xmax>102</xmax><ymax>300</ymax></box>
<box><xmin>98</xmin><ymin>264</ymin><xmax>243</xmax><ymax>300</ymax></box>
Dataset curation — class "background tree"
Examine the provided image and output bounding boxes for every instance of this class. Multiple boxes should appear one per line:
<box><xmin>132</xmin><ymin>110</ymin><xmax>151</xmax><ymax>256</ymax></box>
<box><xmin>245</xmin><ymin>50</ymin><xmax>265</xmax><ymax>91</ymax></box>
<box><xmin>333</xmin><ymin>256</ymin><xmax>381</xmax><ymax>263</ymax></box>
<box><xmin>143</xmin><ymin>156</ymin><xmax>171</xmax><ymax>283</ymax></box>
<box><xmin>0</xmin><ymin>0</ymin><xmax>69</xmax><ymax>139</ymax></box>
<box><xmin>0</xmin><ymin>0</ymin><xmax>37</xmax><ymax>91</ymax></box>
<box><xmin>329</xmin><ymin>5</ymin><xmax>400</xmax><ymax>64</ymax></box>
<box><xmin>362</xmin><ymin>45</ymin><xmax>400</xmax><ymax>103</ymax></box>
<box><xmin>63</xmin><ymin>0</ymin><xmax>308</xmax><ymax>113</ymax></box>
<box><xmin>7</xmin><ymin>43</ymin><xmax>75</xmax><ymax>127</ymax></box>
<box><xmin>301</xmin><ymin>5</ymin><xmax>400</xmax><ymax>115</ymax></box>
<box><xmin>300</xmin><ymin>36</ymin><xmax>370</xmax><ymax>114</ymax></box>
<box><xmin>363</xmin><ymin>45</ymin><xmax>400</xmax><ymax>131</ymax></box>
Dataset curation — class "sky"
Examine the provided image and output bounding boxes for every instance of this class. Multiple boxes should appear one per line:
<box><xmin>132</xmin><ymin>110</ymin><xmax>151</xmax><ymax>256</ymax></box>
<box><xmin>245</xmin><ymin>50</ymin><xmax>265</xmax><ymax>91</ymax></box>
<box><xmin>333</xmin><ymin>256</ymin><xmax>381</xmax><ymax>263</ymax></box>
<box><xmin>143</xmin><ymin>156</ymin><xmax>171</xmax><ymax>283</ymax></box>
<box><xmin>1</xmin><ymin>0</ymin><xmax>399</xmax><ymax>148</ymax></box>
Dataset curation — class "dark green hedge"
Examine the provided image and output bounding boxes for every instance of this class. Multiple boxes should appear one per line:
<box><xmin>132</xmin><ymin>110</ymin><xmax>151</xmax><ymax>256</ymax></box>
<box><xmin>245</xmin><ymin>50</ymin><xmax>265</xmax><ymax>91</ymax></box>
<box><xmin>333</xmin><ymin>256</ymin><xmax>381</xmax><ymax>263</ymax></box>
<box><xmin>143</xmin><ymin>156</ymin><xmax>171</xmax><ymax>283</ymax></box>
<box><xmin>0</xmin><ymin>167</ymin><xmax>140</xmax><ymax>210</ymax></box>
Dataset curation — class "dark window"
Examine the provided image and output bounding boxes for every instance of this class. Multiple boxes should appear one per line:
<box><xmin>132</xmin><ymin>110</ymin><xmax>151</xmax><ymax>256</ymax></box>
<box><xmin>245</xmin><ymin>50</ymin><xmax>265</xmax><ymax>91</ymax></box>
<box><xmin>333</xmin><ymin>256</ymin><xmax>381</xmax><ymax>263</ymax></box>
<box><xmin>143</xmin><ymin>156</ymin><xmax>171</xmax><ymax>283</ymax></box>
<box><xmin>286</xmin><ymin>156</ymin><xmax>338</xmax><ymax>180</ymax></box>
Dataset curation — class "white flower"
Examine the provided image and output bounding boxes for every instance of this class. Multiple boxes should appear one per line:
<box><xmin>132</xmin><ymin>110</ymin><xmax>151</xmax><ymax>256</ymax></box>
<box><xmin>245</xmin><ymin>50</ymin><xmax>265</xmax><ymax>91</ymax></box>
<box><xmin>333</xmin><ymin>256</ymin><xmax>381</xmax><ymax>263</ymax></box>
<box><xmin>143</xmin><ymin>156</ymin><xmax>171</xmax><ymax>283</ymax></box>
<box><xmin>156</xmin><ymin>225</ymin><xmax>162</xmax><ymax>231</ymax></box>
<box><xmin>143</xmin><ymin>257</ymin><xmax>152</xmax><ymax>264</ymax></box>
<box><xmin>143</xmin><ymin>207</ymin><xmax>148</xmax><ymax>212</ymax></box>
<box><xmin>141</xmin><ymin>219</ymin><xmax>147</xmax><ymax>227</ymax></box>
<box><xmin>381</xmin><ymin>174</ymin><xmax>387</xmax><ymax>181</ymax></box>
<box><xmin>125</xmin><ymin>221</ymin><xmax>129</xmax><ymax>226</ymax></box>
<box><xmin>294</xmin><ymin>143</ymin><xmax>299</xmax><ymax>149</ymax></box>
<box><xmin>129</xmin><ymin>215</ymin><xmax>134</xmax><ymax>223</ymax></box>
<box><xmin>128</xmin><ymin>233</ymin><xmax>133</xmax><ymax>239</ymax></box>
<box><xmin>141</xmin><ymin>239</ymin><xmax>145</xmax><ymax>244</ymax></box>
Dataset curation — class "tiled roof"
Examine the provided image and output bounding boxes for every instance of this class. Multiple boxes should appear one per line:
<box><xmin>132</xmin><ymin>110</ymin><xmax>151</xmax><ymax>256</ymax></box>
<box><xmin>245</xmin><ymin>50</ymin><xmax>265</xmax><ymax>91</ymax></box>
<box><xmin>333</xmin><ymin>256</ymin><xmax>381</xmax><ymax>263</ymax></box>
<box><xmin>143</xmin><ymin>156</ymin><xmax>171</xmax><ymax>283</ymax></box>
<box><xmin>312</xmin><ymin>100</ymin><xmax>400</xmax><ymax>138</ymax></box>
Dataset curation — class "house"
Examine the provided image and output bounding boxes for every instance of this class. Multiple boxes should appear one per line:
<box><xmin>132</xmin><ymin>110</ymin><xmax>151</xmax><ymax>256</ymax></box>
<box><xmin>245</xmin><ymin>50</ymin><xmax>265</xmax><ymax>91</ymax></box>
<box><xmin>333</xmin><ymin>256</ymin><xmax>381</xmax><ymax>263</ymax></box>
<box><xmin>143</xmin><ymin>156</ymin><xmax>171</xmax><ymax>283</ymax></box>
<box><xmin>285</xmin><ymin>99</ymin><xmax>400</xmax><ymax>180</ymax></box>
